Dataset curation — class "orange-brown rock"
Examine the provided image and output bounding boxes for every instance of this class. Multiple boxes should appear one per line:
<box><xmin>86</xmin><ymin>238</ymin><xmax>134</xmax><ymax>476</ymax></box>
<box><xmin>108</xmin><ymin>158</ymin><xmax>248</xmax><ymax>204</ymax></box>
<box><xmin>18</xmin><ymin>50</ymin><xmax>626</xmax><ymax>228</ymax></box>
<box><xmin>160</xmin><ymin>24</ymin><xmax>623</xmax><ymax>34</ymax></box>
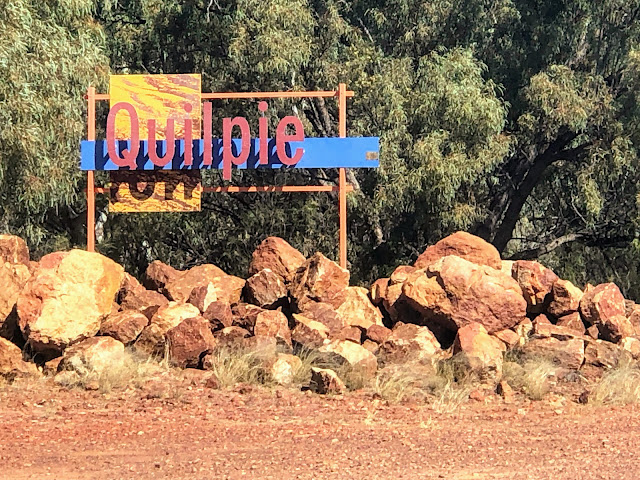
<box><xmin>586</xmin><ymin>325</ymin><xmax>599</xmax><ymax>340</ymax></box>
<box><xmin>231</xmin><ymin>303</ymin><xmax>266</xmax><ymax>332</ymax></box>
<box><xmin>0</xmin><ymin>235</ymin><xmax>29</xmax><ymax>265</ymax></box>
<box><xmin>532</xmin><ymin>322</ymin><xmax>585</xmax><ymax>341</ymax></box>
<box><xmin>0</xmin><ymin>337</ymin><xmax>38</xmax><ymax>378</ymax></box>
<box><xmin>17</xmin><ymin>250</ymin><xmax>124</xmax><ymax>358</ymax></box>
<box><xmin>335</xmin><ymin>326</ymin><xmax>363</xmax><ymax>344</ymax></box>
<box><xmin>579</xmin><ymin>283</ymin><xmax>631</xmax><ymax>342</ymax></box>
<box><xmin>297</xmin><ymin>302</ymin><xmax>346</xmax><ymax>335</ymax></box>
<box><xmin>0</xmin><ymin>262</ymin><xmax>31</xmax><ymax>340</ymax></box>
<box><xmin>619</xmin><ymin>337</ymin><xmax>640</xmax><ymax>360</ymax></box>
<box><xmin>318</xmin><ymin>340</ymin><xmax>378</xmax><ymax>379</ymax></box>
<box><xmin>556</xmin><ymin>312</ymin><xmax>586</xmax><ymax>335</ymax></box>
<box><xmin>144</xmin><ymin>260</ymin><xmax>180</xmax><ymax>292</ymax></box>
<box><xmin>249</xmin><ymin>237</ymin><xmax>306</xmax><ymax>283</ymax></box>
<box><xmin>58</xmin><ymin>336</ymin><xmax>125</xmax><ymax>377</ymax></box>
<box><xmin>99</xmin><ymin>310</ymin><xmax>149</xmax><ymax>345</ymax></box>
<box><xmin>378</xmin><ymin>323</ymin><xmax>441</xmax><ymax>363</ymax></box>
<box><xmin>548</xmin><ymin>280</ymin><xmax>583</xmax><ymax>317</ymax></box>
<box><xmin>134</xmin><ymin>302</ymin><xmax>200</xmax><ymax>356</ymax></box>
<box><xmin>522</xmin><ymin>337</ymin><xmax>585</xmax><ymax>370</ymax></box>
<box><xmin>166</xmin><ymin>316</ymin><xmax>216</xmax><ymax>368</ymax></box>
<box><xmin>265</xmin><ymin>353</ymin><xmax>302</xmax><ymax>385</ymax></box>
<box><xmin>291</xmin><ymin>314</ymin><xmax>329</xmax><ymax>349</ymax></box>
<box><xmin>213</xmin><ymin>326</ymin><xmax>251</xmax><ymax>346</ymax></box>
<box><xmin>237</xmin><ymin>335</ymin><xmax>278</xmax><ymax>359</ymax></box>
<box><xmin>202</xmin><ymin>301</ymin><xmax>233</xmax><ymax>331</ymax></box>
<box><xmin>532</xmin><ymin>314</ymin><xmax>552</xmax><ymax>326</ymax></box>
<box><xmin>289</xmin><ymin>253</ymin><xmax>349</xmax><ymax>308</ymax></box>
<box><xmin>629</xmin><ymin>305</ymin><xmax>640</xmax><ymax>336</ymax></box>
<box><xmin>453</xmin><ymin>323</ymin><xmax>505</xmax><ymax>380</ymax></box>
<box><xmin>119</xmin><ymin>286</ymin><xmax>169</xmax><ymax>320</ymax></box>
<box><xmin>365</xmin><ymin>324</ymin><xmax>392</xmax><ymax>344</ymax></box>
<box><xmin>511</xmin><ymin>261</ymin><xmax>558</xmax><ymax>313</ymax></box>
<box><xmin>370</xmin><ymin>278</ymin><xmax>389</xmax><ymax>306</ymax></box>
<box><xmin>492</xmin><ymin>329</ymin><xmax>520</xmax><ymax>349</ymax></box>
<box><xmin>181</xmin><ymin>275</ymin><xmax>245</xmax><ymax>309</ymax></box>
<box><xmin>389</xmin><ymin>266</ymin><xmax>418</xmax><ymax>284</ymax></box>
<box><xmin>402</xmin><ymin>256</ymin><xmax>527</xmax><ymax>335</ymax></box>
<box><xmin>254</xmin><ymin>310</ymin><xmax>292</xmax><ymax>349</ymax></box>
<box><xmin>414</xmin><ymin>231</ymin><xmax>501</xmax><ymax>270</ymax></box>
<box><xmin>244</xmin><ymin>269</ymin><xmax>288</xmax><ymax>309</ymax></box>
<box><xmin>310</xmin><ymin>367</ymin><xmax>345</xmax><ymax>394</ymax></box>
<box><xmin>335</xmin><ymin>287</ymin><xmax>383</xmax><ymax>330</ymax></box>
<box><xmin>164</xmin><ymin>264</ymin><xmax>228</xmax><ymax>303</ymax></box>
<box><xmin>583</xmin><ymin>340</ymin><xmax>629</xmax><ymax>369</ymax></box>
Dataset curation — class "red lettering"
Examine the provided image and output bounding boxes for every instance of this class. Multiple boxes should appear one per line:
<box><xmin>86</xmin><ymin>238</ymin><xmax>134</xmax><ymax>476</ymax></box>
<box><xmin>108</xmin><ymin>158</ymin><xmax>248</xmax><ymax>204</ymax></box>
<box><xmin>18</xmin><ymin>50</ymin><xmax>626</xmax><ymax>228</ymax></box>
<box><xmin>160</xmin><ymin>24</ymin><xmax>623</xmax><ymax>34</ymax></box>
<box><xmin>258</xmin><ymin>101</ymin><xmax>269</xmax><ymax>165</ymax></box>
<box><xmin>147</xmin><ymin>118</ymin><xmax>175</xmax><ymax>167</ymax></box>
<box><xmin>106</xmin><ymin>102</ymin><xmax>140</xmax><ymax>169</ymax></box>
<box><xmin>183</xmin><ymin>103</ymin><xmax>193</xmax><ymax>166</ymax></box>
<box><xmin>222</xmin><ymin>117</ymin><xmax>250</xmax><ymax>181</ymax></box>
<box><xmin>276</xmin><ymin>116</ymin><xmax>304</xmax><ymax>166</ymax></box>
<box><xmin>203</xmin><ymin>102</ymin><xmax>212</xmax><ymax>166</ymax></box>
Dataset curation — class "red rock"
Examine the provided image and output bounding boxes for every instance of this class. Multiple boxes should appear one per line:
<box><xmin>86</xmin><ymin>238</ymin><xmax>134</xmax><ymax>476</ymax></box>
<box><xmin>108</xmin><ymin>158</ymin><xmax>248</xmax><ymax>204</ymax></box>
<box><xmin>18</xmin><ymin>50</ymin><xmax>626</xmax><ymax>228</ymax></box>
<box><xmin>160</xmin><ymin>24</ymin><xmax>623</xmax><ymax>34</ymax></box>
<box><xmin>166</xmin><ymin>316</ymin><xmax>217</xmax><ymax>368</ymax></box>
<box><xmin>244</xmin><ymin>269</ymin><xmax>288</xmax><ymax>308</ymax></box>
<box><xmin>99</xmin><ymin>310</ymin><xmax>149</xmax><ymax>345</ymax></box>
<box><xmin>213</xmin><ymin>326</ymin><xmax>251</xmax><ymax>346</ymax></box>
<box><xmin>628</xmin><ymin>305</ymin><xmax>640</xmax><ymax>335</ymax></box>
<box><xmin>164</xmin><ymin>264</ymin><xmax>227</xmax><ymax>303</ymax></box>
<box><xmin>237</xmin><ymin>335</ymin><xmax>278</xmax><ymax>359</ymax></box>
<box><xmin>619</xmin><ymin>337</ymin><xmax>640</xmax><ymax>360</ymax></box>
<box><xmin>0</xmin><ymin>235</ymin><xmax>29</xmax><ymax>265</ymax></box>
<box><xmin>144</xmin><ymin>260</ymin><xmax>180</xmax><ymax>292</ymax></box>
<box><xmin>335</xmin><ymin>326</ymin><xmax>363</xmax><ymax>344</ymax></box>
<box><xmin>289</xmin><ymin>253</ymin><xmax>349</xmax><ymax>308</ymax></box>
<box><xmin>0</xmin><ymin>262</ymin><xmax>30</xmax><ymax>340</ymax></box>
<box><xmin>119</xmin><ymin>286</ymin><xmax>169</xmax><ymax>320</ymax></box>
<box><xmin>17</xmin><ymin>250</ymin><xmax>124</xmax><ymax>358</ymax></box>
<box><xmin>366</xmin><ymin>324</ymin><xmax>392</xmax><ymax>344</ymax></box>
<box><xmin>334</xmin><ymin>287</ymin><xmax>383</xmax><ymax>330</ymax></box>
<box><xmin>181</xmin><ymin>275</ymin><xmax>245</xmax><ymax>308</ymax></box>
<box><xmin>522</xmin><ymin>337</ymin><xmax>585</xmax><ymax>370</ymax></box>
<box><xmin>362</xmin><ymin>340</ymin><xmax>379</xmax><ymax>355</ymax></box>
<box><xmin>249</xmin><ymin>237</ymin><xmax>306</xmax><ymax>283</ymax></box>
<box><xmin>297</xmin><ymin>302</ymin><xmax>346</xmax><ymax>335</ymax></box>
<box><xmin>402</xmin><ymin>256</ymin><xmax>527</xmax><ymax>335</ymax></box>
<box><xmin>514</xmin><ymin>318</ymin><xmax>533</xmax><ymax>345</ymax></box>
<box><xmin>414</xmin><ymin>231</ymin><xmax>501</xmax><ymax>270</ymax></box>
<box><xmin>310</xmin><ymin>367</ymin><xmax>345</xmax><ymax>394</ymax></box>
<box><xmin>453</xmin><ymin>323</ymin><xmax>505</xmax><ymax>380</ymax></box>
<box><xmin>532</xmin><ymin>322</ymin><xmax>585</xmax><ymax>341</ymax></box>
<box><xmin>291</xmin><ymin>314</ymin><xmax>330</xmax><ymax>349</ymax></box>
<box><xmin>492</xmin><ymin>329</ymin><xmax>520</xmax><ymax>349</ymax></box>
<box><xmin>134</xmin><ymin>302</ymin><xmax>200</xmax><ymax>356</ymax></box>
<box><xmin>586</xmin><ymin>325</ymin><xmax>599</xmax><ymax>339</ymax></box>
<box><xmin>496</xmin><ymin>380</ymin><xmax>515</xmax><ymax>404</ymax></box>
<box><xmin>579</xmin><ymin>283</ymin><xmax>630</xmax><ymax>342</ymax></box>
<box><xmin>389</xmin><ymin>266</ymin><xmax>418</xmax><ymax>284</ymax></box>
<box><xmin>0</xmin><ymin>337</ymin><xmax>38</xmax><ymax>378</ymax></box>
<box><xmin>548</xmin><ymin>280</ymin><xmax>583</xmax><ymax>317</ymax></box>
<box><xmin>583</xmin><ymin>340</ymin><xmax>629</xmax><ymax>369</ymax></box>
<box><xmin>511</xmin><ymin>261</ymin><xmax>558</xmax><ymax>313</ymax></box>
<box><xmin>265</xmin><ymin>353</ymin><xmax>302</xmax><ymax>385</ymax></box>
<box><xmin>231</xmin><ymin>303</ymin><xmax>266</xmax><ymax>332</ymax></box>
<box><xmin>59</xmin><ymin>336</ymin><xmax>125</xmax><ymax>377</ymax></box>
<box><xmin>43</xmin><ymin>357</ymin><xmax>63</xmax><ymax>376</ymax></box>
<box><xmin>556</xmin><ymin>312</ymin><xmax>586</xmax><ymax>335</ymax></box>
<box><xmin>532</xmin><ymin>314</ymin><xmax>552</xmax><ymax>326</ymax></box>
<box><xmin>370</xmin><ymin>278</ymin><xmax>389</xmax><ymax>306</ymax></box>
<box><xmin>378</xmin><ymin>323</ymin><xmax>441</xmax><ymax>363</ymax></box>
<box><xmin>254</xmin><ymin>310</ymin><xmax>292</xmax><ymax>349</ymax></box>
<box><xmin>202</xmin><ymin>301</ymin><xmax>233</xmax><ymax>331</ymax></box>
<box><xmin>319</xmin><ymin>340</ymin><xmax>378</xmax><ymax>379</ymax></box>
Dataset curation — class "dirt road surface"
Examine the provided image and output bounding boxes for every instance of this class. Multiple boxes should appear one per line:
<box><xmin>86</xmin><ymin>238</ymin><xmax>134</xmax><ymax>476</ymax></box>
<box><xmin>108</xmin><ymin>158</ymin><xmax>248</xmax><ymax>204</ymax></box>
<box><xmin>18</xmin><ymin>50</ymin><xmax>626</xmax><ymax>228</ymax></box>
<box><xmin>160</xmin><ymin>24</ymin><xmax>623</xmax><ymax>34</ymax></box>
<box><xmin>1</xmin><ymin>376</ymin><xmax>639</xmax><ymax>480</ymax></box>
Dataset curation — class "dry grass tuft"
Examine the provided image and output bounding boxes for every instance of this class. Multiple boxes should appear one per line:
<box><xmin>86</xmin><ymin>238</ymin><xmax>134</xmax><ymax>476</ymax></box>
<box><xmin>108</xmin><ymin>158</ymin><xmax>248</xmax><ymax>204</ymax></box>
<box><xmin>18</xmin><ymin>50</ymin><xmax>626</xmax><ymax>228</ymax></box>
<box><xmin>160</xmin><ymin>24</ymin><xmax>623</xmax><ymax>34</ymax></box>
<box><xmin>588</xmin><ymin>358</ymin><xmax>640</xmax><ymax>405</ymax></box>
<box><xmin>203</xmin><ymin>347</ymin><xmax>267</xmax><ymax>388</ymax></box>
<box><xmin>503</xmin><ymin>356</ymin><xmax>557</xmax><ymax>401</ymax></box>
<box><xmin>372</xmin><ymin>367</ymin><xmax>420</xmax><ymax>404</ymax></box>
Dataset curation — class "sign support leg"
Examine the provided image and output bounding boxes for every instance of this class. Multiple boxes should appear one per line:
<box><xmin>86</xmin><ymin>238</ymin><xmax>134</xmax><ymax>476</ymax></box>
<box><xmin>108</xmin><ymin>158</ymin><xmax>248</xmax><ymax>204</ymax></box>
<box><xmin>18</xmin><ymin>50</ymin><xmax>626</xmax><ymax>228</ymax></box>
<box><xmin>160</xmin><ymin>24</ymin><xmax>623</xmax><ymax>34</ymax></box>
<box><xmin>87</xmin><ymin>86</ymin><xmax>96</xmax><ymax>252</ymax></box>
<box><xmin>338</xmin><ymin>83</ymin><xmax>348</xmax><ymax>270</ymax></box>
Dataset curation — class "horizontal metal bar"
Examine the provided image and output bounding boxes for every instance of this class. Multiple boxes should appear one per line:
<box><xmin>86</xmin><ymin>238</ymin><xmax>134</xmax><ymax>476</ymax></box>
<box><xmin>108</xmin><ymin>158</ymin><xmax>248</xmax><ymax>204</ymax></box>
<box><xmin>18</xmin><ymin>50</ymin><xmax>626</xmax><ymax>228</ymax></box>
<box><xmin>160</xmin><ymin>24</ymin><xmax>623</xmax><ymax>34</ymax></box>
<box><xmin>88</xmin><ymin>91</ymin><xmax>354</xmax><ymax>102</ymax></box>
<box><xmin>89</xmin><ymin>185</ymin><xmax>354</xmax><ymax>195</ymax></box>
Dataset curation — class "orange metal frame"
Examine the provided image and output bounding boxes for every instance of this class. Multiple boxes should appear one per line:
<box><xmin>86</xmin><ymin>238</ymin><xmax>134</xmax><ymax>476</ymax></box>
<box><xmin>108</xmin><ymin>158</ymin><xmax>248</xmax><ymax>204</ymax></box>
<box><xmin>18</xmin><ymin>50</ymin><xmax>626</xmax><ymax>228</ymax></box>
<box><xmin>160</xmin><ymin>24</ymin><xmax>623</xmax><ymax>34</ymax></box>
<box><xmin>86</xmin><ymin>84</ymin><xmax>353</xmax><ymax>268</ymax></box>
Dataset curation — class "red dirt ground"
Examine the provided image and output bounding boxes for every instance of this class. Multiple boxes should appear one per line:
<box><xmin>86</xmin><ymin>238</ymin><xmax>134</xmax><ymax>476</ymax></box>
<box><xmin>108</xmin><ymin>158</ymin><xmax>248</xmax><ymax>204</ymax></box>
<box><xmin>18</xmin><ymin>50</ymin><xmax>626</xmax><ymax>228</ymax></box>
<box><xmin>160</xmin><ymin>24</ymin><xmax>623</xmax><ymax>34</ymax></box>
<box><xmin>1</xmin><ymin>375</ymin><xmax>639</xmax><ymax>480</ymax></box>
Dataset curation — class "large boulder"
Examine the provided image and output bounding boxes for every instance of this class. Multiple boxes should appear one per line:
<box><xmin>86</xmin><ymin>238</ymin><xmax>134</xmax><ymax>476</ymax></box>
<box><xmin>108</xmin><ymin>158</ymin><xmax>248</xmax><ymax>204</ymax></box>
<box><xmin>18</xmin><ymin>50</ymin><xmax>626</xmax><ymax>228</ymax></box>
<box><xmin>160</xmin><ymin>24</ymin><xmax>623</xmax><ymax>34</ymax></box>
<box><xmin>249</xmin><ymin>237</ymin><xmax>306</xmax><ymax>283</ymax></box>
<box><xmin>134</xmin><ymin>302</ymin><xmax>200</xmax><ymax>356</ymax></box>
<box><xmin>318</xmin><ymin>340</ymin><xmax>378</xmax><ymax>379</ymax></box>
<box><xmin>164</xmin><ymin>264</ymin><xmax>228</xmax><ymax>303</ymax></box>
<box><xmin>166</xmin><ymin>316</ymin><xmax>216</xmax><ymax>368</ymax></box>
<box><xmin>58</xmin><ymin>336</ymin><xmax>125</xmax><ymax>377</ymax></box>
<box><xmin>253</xmin><ymin>310</ymin><xmax>292</xmax><ymax>349</ymax></box>
<box><xmin>17</xmin><ymin>250</ymin><xmax>124</xmax><ymax>358</ymax></box>
<box><xmin>452</xmin><ymin>322</ymin><xmax>505</xmax><ymax>380</ymax></box>
<box><xmin>99</xmin><ymin>310</ymin><xmax>149</xmax><ymax>345</ymax></box>
<box><xmin>521</xmin><ymin>337</ymin><xmax>585</xmax><ymax>370</ymax></box>
<box><xmin>144</xmin><ymin>260</ymin><xmax>180</xmax><ymax>293</ymax></box>
<box><xmin>0</xmin><ymin>234</ymin><xmax>29</xmax><ymax>265</ymax></box>
<box><xmin>0</xmin><ymin>262</ymin><xmax>31</xmax><ymax>340</ymax></box>
<box><xmin>414</xmin><ymin>232</ymin><xmax>501</xmax><ymax>270</ymax></box>
<box><xmin>297</xmin><ymin>302</ymin><xmax>346</xmax><ymax>335</ymax></box>
<box><xmin>548</xmin><ymin>280</ymin><xmax>583</xmax><ymax>317</ymax></box>
<box><xmin>378</xmin><ymin>323</ymin><xmax>441</xmax><ymax>363</ymax></box>
<box><xmin>402</xmin><ymin>256</ymin><xmax>527</xmax><ymax>338</ymax></box>
<box><xmin>289</xmin><ymin>253</ymin><xmax>349</xmax><ymax>308</ymax></box>
<box><xmin>291</xmin><ymin>314</ymin><xmax>330</xmax><ymax>349</ymax></box>
<box><xmin>583</xmin><ymin>340</ymin><xmax>630</xmax><ymax>370</ymax></box>
<box><xmin>511</xmin><ymin>261</ymin><xmax>558</xmax><ymax>313</ymax></box>
<box><xmin>334</xmin><ymin>287</ymin><xmax>383</xmax><ymax>330</ymax></box>
<box><xmin>579</xmin><ymin>283</ymin><xmax>633</xmax><ymax>342</ymax></box>
<box><xmin>187</xmin><ymin>276</ymin><xmax>246</xmax><ymax>311</ymax></box>
<box><xmin>202</xmin><ymin>301</ymin><xmax>233</xmax><ymax>331</ymax></box>
<box><xmin>244</xmin><ymin>269</ymin><xmax>288</xmax><ymax>309</ymax></box>
<box><xmin>0</xmin><ymin>337</ymin><xmax>38</xmax><ymax>378</ymax></box>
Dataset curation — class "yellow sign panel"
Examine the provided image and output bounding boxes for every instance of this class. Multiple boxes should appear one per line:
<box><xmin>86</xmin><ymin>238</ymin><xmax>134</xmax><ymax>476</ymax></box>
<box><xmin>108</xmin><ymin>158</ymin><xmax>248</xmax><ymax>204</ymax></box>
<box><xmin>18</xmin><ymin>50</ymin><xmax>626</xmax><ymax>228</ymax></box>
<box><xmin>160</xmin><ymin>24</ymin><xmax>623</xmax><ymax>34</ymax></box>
<box><xmin>108</xmin><ymin>73</ymin><xmax>202</xmax><ymax>212</ymax></box>
<box><xmin>109</xmin><ymin>171</ymin><xmax>202</xmax><ymax>213</ymax></box>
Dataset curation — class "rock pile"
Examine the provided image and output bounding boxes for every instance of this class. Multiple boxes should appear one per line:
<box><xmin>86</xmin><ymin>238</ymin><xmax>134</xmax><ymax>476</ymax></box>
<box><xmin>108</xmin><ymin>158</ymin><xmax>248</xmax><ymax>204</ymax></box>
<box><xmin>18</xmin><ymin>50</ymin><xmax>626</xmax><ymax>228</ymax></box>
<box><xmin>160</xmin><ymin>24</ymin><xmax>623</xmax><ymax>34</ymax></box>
<box><xmin>1</xmin><ymin>231</ymin><xmax>639</xmax><ymax>394</ymax></box>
